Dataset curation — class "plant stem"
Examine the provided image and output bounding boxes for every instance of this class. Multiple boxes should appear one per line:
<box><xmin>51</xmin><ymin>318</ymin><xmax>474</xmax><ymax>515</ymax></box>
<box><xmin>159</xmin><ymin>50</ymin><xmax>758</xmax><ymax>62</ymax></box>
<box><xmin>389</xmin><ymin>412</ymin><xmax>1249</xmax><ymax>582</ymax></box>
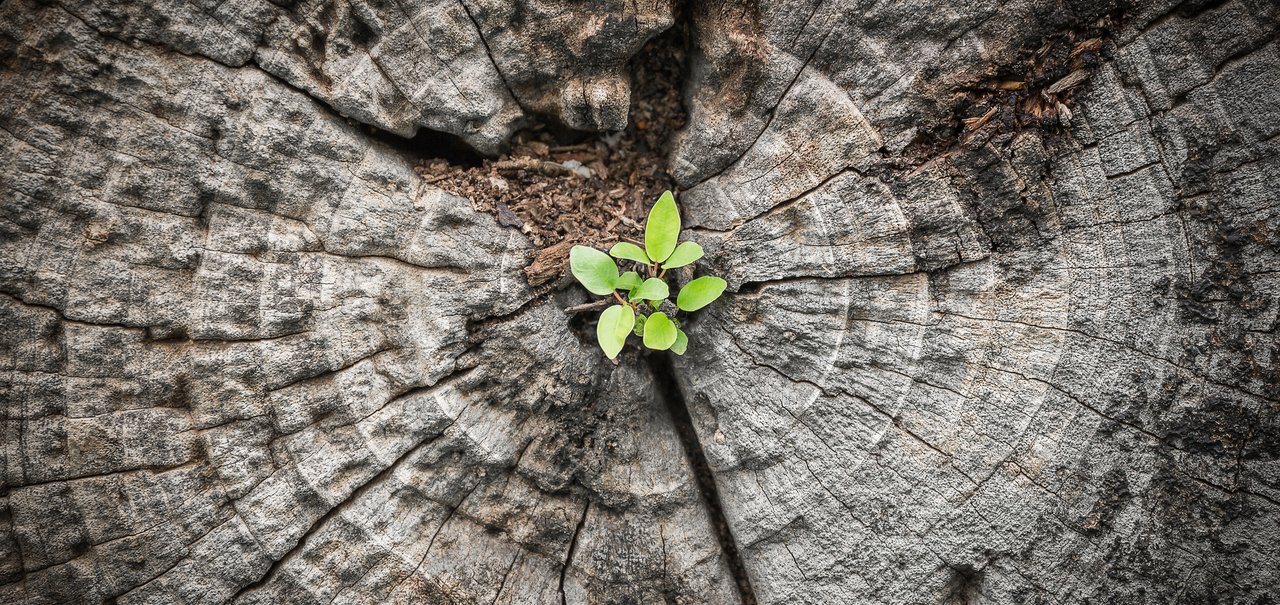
<box><xmin>563</xmin><ymin>300</ymin><xmax>611</xmax><ymax>314</ymax></box>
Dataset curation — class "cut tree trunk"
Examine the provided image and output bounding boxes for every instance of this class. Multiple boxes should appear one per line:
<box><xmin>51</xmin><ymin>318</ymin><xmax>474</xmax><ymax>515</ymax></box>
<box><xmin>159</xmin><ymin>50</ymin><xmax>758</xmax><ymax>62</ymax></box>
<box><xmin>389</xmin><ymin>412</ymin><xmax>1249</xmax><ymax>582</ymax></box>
<box><xmin>1</xmin><ymin>1</ymin><xmax>1277</xmax><ymax>604</ymax></box>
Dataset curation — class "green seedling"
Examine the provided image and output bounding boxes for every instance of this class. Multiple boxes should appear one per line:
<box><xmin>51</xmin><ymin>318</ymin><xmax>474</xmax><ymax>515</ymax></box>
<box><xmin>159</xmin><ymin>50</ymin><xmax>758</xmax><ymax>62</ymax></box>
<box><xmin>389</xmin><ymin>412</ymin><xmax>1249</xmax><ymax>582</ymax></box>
<box><xmin>569</xmin><ymin>190</ymin><xmax>727</xmax><ymax>360</ymax></box>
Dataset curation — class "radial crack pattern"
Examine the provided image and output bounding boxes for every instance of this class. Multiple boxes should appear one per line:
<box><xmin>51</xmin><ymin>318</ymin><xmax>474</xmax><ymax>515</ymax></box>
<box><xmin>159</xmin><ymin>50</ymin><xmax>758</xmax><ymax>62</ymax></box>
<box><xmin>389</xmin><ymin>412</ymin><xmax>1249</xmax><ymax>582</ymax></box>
<box><xmin>3</xmin><ymin>0</ymin><xmax>1279</xmax><ymax>604</ymax></box>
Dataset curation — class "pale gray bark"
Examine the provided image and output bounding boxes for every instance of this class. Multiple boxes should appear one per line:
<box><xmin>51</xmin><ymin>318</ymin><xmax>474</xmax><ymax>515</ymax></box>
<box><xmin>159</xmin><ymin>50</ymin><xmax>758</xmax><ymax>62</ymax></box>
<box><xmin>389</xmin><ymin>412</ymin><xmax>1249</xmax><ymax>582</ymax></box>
<box><xmin>1</xmin><ymin>1</ymin><xmax>1277</xmax><ymax>604</ymax></box>
<box><xmin>675</xmin><ymin>1</ymin><xmax>1280</xmax><ymax>603</ymax></box>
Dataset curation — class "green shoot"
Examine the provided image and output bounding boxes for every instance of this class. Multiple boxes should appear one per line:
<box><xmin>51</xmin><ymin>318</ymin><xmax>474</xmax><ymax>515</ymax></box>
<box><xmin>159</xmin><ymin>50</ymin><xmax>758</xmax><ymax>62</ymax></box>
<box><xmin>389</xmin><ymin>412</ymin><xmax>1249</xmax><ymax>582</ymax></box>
<box><xmin>568</xmin><ymin>190</ymin><xmax>726</xmax><ymax>360</ymax></box>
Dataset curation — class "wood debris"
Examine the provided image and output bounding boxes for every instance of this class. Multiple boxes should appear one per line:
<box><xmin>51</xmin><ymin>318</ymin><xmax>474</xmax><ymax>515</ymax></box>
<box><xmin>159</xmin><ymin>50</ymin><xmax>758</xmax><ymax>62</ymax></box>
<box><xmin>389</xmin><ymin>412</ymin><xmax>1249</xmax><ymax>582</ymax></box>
<box><xmin>414</xmin><ymin>33</ymin><xmax>687</xmax><ymax>287</ymax></box>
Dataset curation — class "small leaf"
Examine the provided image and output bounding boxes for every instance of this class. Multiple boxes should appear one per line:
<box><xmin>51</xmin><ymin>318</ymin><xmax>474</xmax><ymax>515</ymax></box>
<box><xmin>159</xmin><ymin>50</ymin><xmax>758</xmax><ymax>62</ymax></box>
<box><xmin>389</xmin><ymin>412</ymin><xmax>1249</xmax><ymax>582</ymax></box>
<box><xmin>677</xmin><ymin>276</ymin><xmax>727</xmax><ymax>312</ymax></box>
<box><xmin>570</xmin><ymin>246</ymin><xmax>618</xmax><ymax>296</ymax></box>
<box><xmin>630</xmin><ymin>277</ymin><xmax>669</xmax><ymax>302</ymax></box>
<box><xmin>596</xmin><ymin>304</ymin><xmax>634</xmax><ymax>360</ymax></box>
<box><xmin>643</xmin><ymin>312</ymin><xmax>678</xmax><ymax>350</ymax></box>
<box><xmin>671</xmin><ymin>329</ymin><xmax>688</xmax><ymax>355</ymax></box>
<box><xmin>660</xmin><ymin>241</ymin><xmax>703</xmax><ymax>269</ymax></box>
<box><xmin>632</xmin><ymin>313</ymin><xmax>647</xmax><ymax>336</ymax></box>
<box><xmin>616</xmin><ymin>271</ymin><xmax>642</xmax><ymax>291</ymax></box>
<box><xmin>609</xmin><ymin>242</ymin><xmax>650</xmax><ymax>265</ymax></box>
<box><xmin>644</xmin><ymin>191</ymin><xmax>680</xmax><ymax>263</ymax></box>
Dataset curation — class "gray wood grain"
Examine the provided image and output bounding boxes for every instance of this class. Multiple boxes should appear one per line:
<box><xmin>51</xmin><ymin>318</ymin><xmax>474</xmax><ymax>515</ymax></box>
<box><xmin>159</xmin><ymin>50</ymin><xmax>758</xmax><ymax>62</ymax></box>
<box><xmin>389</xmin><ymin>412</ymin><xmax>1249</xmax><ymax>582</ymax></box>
<box><xmin>1</xmin><ymin>0</ymin><xmax>1277</xmax><ymax>604</ymax></box>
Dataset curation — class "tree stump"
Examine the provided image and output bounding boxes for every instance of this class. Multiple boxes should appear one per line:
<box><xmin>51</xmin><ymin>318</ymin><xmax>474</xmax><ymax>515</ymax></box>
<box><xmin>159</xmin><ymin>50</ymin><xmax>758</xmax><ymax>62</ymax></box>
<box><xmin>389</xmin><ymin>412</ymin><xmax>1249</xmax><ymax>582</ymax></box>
<box><xmin>1</xmin><ymin>1</ymin><xmax>1277</xmax><ymax>604</ymax></box>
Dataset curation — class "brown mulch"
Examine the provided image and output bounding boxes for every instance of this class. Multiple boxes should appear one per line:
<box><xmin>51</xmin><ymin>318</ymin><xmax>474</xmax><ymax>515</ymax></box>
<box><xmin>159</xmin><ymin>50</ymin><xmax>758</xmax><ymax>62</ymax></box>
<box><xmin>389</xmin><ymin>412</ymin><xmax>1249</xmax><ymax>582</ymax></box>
<box><xmin>416</xmin><ymin>32</ymin><xmax>687</xmax><ymax>286</ymax></box>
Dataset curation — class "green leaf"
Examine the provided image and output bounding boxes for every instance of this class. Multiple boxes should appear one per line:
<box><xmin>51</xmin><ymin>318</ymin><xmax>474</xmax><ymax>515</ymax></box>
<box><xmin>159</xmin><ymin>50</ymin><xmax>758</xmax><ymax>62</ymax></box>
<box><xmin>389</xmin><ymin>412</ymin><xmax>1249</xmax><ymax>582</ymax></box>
<box><xmin>596</xmin><ymin>304</ymin><xmax>634</xmax><ymax>360</ymax></box>
<box><xmin>677</xmin><ymin>276</ymin><xmax>727</xmax><ymax>312</ymax></box>
<box><xmin>616</xmin><ymin>271</ymin><xmax>642</xmax><ymax>291</ymax></box>
<box><xmin>660</xmin><ymin>241</ymin><xmax>703</xmax><ymax>269</ymax></box>
<box><xmin>629</xmin><ymin>277</ymin><xmax>669</xmax><ymax>302</ymax></box>
<box><xmin>671</xmin><ymin>329</ymin><xmax>688</xmax><ymax>355</ymax></box>
<box><xmin>632</xmin><ymin>313</ymin><xmax>647</xmax><ymax>336</ymax></box>
<box><xmin>570</xmin><ymin>246</ymin><xmax>618</xmax><ymax>296</ymax></box>
<box><xmin>609</xmin><ymin>242</ymin><xmax>650</xmax><ymax>265</ymax></box>
<box><xmin>642</xmin><ymin>312</ymin><xmax>678</xmax><ymax>350</ymax></box>
<box><xmin>644</xmin><ymin>190</ymin><xmax>680</xmax><ymax>263</ymax></box>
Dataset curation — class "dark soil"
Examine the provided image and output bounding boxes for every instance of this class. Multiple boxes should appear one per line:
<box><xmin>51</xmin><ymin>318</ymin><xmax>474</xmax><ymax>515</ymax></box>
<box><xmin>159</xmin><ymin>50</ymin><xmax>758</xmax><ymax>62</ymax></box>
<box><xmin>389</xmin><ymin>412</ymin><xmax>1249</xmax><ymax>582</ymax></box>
<box><xmin>416</xmin><ymin>29</ymin><xmax>688</xmax><ymax>286</ymax></box>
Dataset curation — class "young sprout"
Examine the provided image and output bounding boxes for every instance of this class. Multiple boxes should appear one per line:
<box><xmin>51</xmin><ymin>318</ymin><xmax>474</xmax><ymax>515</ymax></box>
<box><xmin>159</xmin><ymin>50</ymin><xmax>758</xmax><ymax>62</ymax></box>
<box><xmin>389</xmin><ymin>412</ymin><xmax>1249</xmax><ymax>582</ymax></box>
<box><xmin>569</xmin><ymin>190</ymin><xmax>727</xmax><ymax>360</ymax></box>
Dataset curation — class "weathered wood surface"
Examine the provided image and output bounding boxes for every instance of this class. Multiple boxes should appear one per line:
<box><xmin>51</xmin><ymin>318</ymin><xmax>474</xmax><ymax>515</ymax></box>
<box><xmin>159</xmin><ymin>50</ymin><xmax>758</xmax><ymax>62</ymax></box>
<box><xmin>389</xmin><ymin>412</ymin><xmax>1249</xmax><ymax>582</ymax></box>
<box><xmin>1</xmin><ymin>0</ymin><xmax>1277</xmax><ymax>604</ymax></box>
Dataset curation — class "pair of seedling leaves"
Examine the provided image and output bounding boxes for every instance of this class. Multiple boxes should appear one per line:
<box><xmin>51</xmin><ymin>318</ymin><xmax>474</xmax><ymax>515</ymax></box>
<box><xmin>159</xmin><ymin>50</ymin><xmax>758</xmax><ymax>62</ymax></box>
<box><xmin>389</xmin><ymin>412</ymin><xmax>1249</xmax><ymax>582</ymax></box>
<box><xmin>570</xmin><ymin>191</ymin><xmax>727</xmax><ymax>360</ymax></box>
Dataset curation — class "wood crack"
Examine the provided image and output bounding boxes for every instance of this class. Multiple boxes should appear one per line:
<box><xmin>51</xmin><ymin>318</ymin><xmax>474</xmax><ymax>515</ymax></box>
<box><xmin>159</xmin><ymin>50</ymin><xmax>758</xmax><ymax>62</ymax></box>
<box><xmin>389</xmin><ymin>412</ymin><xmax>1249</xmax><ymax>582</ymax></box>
<box><xmin>558</xmin><ymin>500</ymin><xmax>590</xmax><ymax>605</ymax></box>
<box><xmin>228</xmin><ymin>426</ymin><xmax>453</xmax><ymax>601</ymax></box>
<box><xmin>457</xmin><ymin>0</ymin><xmax>527</xmax><ymax>115</ymax></box>
<box><xmin>647</xmin><ymin>353</ymin><xmax>758</xmax><ymax>605</ymax></box>
<box><xmin>686</xmin><ymin>22</ymin><xmax>835</xmax><ymax>191</ymax></box>
<box><xmin>935</xmin><ymin>310</ymin><xmax>1277</xmax><ymax>402</ymax></box>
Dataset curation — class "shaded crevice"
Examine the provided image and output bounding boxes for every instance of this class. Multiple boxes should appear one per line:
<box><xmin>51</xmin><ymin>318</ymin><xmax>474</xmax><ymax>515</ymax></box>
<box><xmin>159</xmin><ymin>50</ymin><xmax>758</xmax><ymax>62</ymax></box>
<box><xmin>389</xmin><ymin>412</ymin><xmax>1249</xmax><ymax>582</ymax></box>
<box><xmin>364</xmin><ymin>123</ymin><xmax>487</xmax><ymax>168</ymax></box>
<box><xmin>558</xmin><ymin>500</ymin><xmax>590</xmax><ymax>605</ymax></box>
<box><xmin>646</xmin><ymin>353</ymin><xmax>758</xmax><ymax>605</ymax></box>
<box><xmin>942</xmin><ymin>564</ymin><xmax>985</xmax><ymax>605</ymax></box>
<box><xmin>731</xmin><ymin>256</ymin><xmax>990</xmax><ymax>296</ymax></box>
